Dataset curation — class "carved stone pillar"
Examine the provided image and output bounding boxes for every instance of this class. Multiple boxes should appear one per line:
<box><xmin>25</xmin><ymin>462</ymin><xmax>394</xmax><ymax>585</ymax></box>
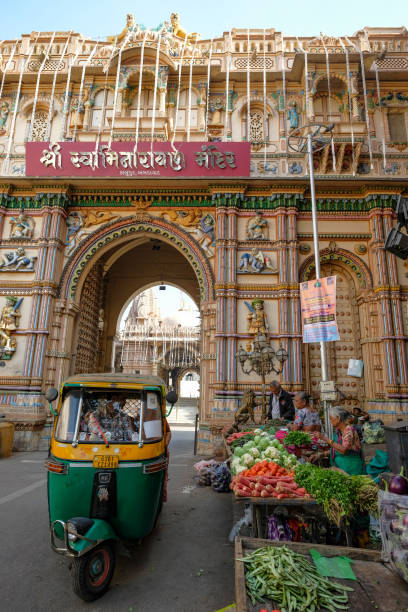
<box><xmin>215</xmin><ymin>203</ymin><xmax>227</xmax><ymax>389</ymax></box>
<box><xmin>83</xmin><ymin>101</ymin><xmax>91</xmax><ymax>130</ymax></box>
<box><xmin>159</xmin><ymin>88</ymin><xmax>167</xmax><ymax>116</ymax></box>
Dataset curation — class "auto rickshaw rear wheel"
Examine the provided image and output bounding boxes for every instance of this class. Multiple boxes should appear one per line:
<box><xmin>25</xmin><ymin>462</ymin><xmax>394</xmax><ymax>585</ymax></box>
<box><xmin>72</xmin><ymin>542</ymin><xmax>115</xmax><ymax>601</ymax></box>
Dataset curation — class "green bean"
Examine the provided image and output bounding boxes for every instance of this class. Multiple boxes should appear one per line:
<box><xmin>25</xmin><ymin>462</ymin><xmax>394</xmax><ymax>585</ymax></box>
<box><xmin>241</xmin><ymin>545</ymin><xmax>353</xmax><ymax>611</ymax></box>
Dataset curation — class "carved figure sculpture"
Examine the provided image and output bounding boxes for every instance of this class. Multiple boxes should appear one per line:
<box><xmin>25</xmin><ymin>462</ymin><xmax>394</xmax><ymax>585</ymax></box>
<box><xmin>0</xmin><ymin>296</ymin><xmax>22</xmax><ymax>357</ymax></box>
<box><xmin>0</xmin><ymin>248</ymin><xmax>36</xmax><ymax>271</ymax></box>
<box><xmin>81</xmin><ymin>210</ymin><xmax>120</xmax><ymax>228</ymax></box>
<box><xmin>65</xmin><ymin>211</ymin><xmax>120</xmax><ymax>256</ymax></box>
<box><xmin>247</xmin><ymin>213</ymin><xmax>268</xmax><ymax>240</ymax></box>
<box><xmin>194</xmin><ymin>213</ymin><xmax>216</xmax><ymax>257</ymax></box>
<box><xmin>170</xmin><ymin>13</ymin><xmax>201</xmax><ymax>43</ymax></box>
<box><xmin>239</xmin><ymin>248</ymin><xmax>277</xmax><ymax>273</ymax></box>
<box><xmin>288</xmin><ymin>103</ymin><xmax>299</xmax><ymax>130</ymax></box>
<box><xmin>10</xmin><ymin>211</ymin><xmax>33</xmax><ymax>239</ymax></box>
<box><xmin>0</xmin><ymin>101</ymin><xmax>10</xmax><ymax>131</ymax></box>
<box><xmin>246</xmin><ymin>299</ymin><xmax>268</xmax><ymax>334</ymax></box>
<box><xmin>234</xmin><ymin>389</ymin><xmax>256</xmax><ymax>424</ymax></box>
<box><xmin>161</xmin><ymin>208</ymin><xmax>203</xmax><ymax>227</ymax></box>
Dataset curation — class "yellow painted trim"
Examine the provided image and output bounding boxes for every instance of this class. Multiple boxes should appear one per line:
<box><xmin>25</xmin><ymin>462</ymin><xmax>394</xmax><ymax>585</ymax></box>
<box><xmin>50</xmin><ymin>439</ymin><xmax>166</xmax><ymax>461</ymax></box>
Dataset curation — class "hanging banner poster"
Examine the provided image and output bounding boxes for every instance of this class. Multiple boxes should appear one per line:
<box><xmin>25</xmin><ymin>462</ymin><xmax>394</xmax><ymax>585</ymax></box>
<box><xmin>300</xmin><ymin>276</ymin><xmax>339</xmax><ymax>343</ymax></box>
<box><xmin>25</xmin><ymin>141</ymin><xmax>250</xmax><ymax>178</ymax></box>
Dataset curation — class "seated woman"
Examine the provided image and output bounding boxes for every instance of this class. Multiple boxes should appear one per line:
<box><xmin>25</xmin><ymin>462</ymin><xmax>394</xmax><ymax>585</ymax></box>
<box><xmin>289</xmin><ymin>391</ymin><xmax>321</xmax><ymax>432</ymax></box>
<box><xmin>318</xmin><ymin>405</ymin><xmax>368</xmax><ymax>546</ymax></box>
<box><xmin>318</xmin><ymin>405</ymin><xmax>365</xmax><ymax>475</ymax></box>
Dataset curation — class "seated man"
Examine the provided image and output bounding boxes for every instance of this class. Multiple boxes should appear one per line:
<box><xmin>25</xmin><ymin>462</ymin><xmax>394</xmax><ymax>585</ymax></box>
<box><xmin>267</xmin><ymin>380</ymin><xmax>294</xmax><ymax>422</ymax></box>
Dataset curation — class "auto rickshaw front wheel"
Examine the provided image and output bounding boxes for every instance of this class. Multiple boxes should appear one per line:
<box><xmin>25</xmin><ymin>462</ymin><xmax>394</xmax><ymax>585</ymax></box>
<box><xmin>72</xmin><ymin>542</ymin><xmax>116</xmax><ymax>601</ymax></box>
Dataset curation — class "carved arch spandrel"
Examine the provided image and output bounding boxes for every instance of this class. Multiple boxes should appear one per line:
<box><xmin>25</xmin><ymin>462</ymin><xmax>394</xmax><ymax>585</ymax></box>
<box><xmin>58</xmin><ymin>214</ymin><xmax>215</xmax><ymax>304</ymax></box>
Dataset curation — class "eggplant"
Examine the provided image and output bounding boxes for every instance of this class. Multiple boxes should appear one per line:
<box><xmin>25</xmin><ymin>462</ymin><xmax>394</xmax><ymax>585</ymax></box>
<box><xmin>389</xmin><ymin>468</ymin><xmax>408</xmax><ymax>496</ymax></box>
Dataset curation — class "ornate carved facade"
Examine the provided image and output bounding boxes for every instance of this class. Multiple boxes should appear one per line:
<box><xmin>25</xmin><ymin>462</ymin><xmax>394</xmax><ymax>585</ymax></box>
<box><xmin>0</xmin><ymin>17</ymin><xmax>407</xmax><ymax>451</ymax></box>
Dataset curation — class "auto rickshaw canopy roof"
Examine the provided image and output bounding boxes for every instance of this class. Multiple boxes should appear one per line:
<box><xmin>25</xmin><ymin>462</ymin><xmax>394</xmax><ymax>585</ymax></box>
<box><xmin>61</xmin><ymin>373</ymin><xmax>166</xmax><ymax>388</ymax></box>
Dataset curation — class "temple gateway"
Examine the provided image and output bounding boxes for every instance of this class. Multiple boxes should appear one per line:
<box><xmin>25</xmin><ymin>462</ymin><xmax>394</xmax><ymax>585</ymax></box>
<box><xmin>0</xmin><ymin>15</ymin><xmax>408</xmax><ymax>452</ymax></box>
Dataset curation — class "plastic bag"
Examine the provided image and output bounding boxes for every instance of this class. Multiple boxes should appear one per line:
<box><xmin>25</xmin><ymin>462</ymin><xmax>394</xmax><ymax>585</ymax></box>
<box><xmin>197</xmin><ymin>465</ymin><xmax>217</xmax><ymax>486</ymax></box>
<box><xmin>211</xmin><ymin>462</ymin><xmax>232</xmax><ymax>492</ymax></box>
<box><xmin>363</xmin><ymin>420</ymin><xmax>385</xmax><ymax>444</ymax></box>
<box><xmin>378</xmin><ymin>488</ymin><xmax>408</xmax><ymax>583</ymax></box>
<box><xmin>193</xmin><ymin>459</ymin><xmax>218</xmax><ymax>472</ymax></box>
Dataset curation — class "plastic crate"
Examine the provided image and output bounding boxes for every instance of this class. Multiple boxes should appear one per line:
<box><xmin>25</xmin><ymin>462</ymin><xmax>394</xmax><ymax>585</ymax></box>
<box><xmin>384</xmin><ymin>420</ymin><xmax>408</xmax><ymax>474</ymax></box>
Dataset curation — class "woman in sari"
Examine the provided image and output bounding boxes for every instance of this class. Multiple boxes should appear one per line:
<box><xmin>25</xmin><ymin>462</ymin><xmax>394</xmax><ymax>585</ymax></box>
<box><xmin>318</xmin><ymin>406</ymin><xmax>365</xmax><ymax>475</ymax></box>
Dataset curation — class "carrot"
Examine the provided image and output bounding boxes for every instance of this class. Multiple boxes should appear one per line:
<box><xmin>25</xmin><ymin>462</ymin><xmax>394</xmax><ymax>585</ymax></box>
<box><xmin>238</xmin><ymin>476</ymin><xmax>252</xmax><ymax>488</ymax></box>
<box><xmin>260</xmin><ymin>489</ymin><xmax>271</xmax><ymax>498</ymax></box>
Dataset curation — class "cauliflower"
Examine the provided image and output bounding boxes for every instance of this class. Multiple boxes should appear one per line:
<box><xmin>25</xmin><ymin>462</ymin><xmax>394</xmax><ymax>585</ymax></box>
<box><xmin>249</xmin><ymin>447</ymin><xmax>260</xmax><ymax>458</ymax></box>
<box><xmin>241</xmin><ymin>453</ymin><xmax>254</xmax><ymax>466</ymax></box>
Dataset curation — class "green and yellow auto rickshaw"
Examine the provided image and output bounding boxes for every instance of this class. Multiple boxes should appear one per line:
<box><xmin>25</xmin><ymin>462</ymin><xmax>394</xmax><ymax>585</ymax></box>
<box><xmin>45</xmin><ymin>373</ymin><xmax>177</xmax><ymax>601</ymax></box>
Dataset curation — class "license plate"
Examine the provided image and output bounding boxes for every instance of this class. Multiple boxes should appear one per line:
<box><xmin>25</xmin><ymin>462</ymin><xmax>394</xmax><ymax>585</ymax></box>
<box><xmin>93</xmin><ymin>455</ymin><xmax>118</xmax><ymax>469</ymax></box>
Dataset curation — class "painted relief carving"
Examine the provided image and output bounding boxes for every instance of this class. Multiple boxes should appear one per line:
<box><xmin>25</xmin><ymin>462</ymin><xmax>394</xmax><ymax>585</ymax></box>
<box><xmin>0</xmin><ymin>248</ymin><xmax>36</xmax><ymax>271</ymax></box>
<box><xmin>161</xmin><ymin>209</ymin><xmax>215</xmax><ymax>256</ymax></box>
<box><xmin>0</xmin><ymin>101</ymin><xmax>10</xmax><ymax>133</ymax></box>
<box><xmin>0</xmin><ymin>296</ymin><xmax>23</xmax><ymax>359</ymax></box>
<box><xmin>239</xmin><ymin>248</ymin><xmax>278</xmax><ymax>273</ymax></box>
<box><xmin>9</xmin><ymin>210</ymin><xmax>34</xmax><ymax>239</ymax></box>
<box><xmin>65</xmin><ymin>211</ymin><xmax>120</xmax><ymax>256</ymax></box>
<box><xmin>245</xmin><ymin>299</ymin><xmax>268</xmax><ymax>334</ymax></box>
<box><xmin>247</xmin><ymin>213</ymin><xmax>268</xmax><ymax>240</ymax></box>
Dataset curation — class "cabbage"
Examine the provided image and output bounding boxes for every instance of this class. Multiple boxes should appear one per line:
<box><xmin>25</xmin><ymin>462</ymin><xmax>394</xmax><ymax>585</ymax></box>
<box><xmin>260</xmin><ymin>438</ymin><xmax>270</xmax><ymax>451</ymax></box>
<box><xmin>254</xmin><ymin>435</ymin><xmax>262</xmax><ymax>445</ymax></box>
<box><xmin>272</xmin><ymin>439</ymin><xmax>282</xmax><ymax>449</ymax></box>
<box><xmin>234</xmin><ymin>446</ymin><xmax>245</xmax><ymax>457</ymax></box>
<box><xmin>243</xmin><ymin>441</ymin><xmax>255</xmax><ymax>450</ymax></box>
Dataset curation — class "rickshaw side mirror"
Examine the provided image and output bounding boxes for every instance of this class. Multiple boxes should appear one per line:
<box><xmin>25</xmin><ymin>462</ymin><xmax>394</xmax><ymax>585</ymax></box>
<box><xmin>45</xmin><ymin>388</ymin><xmax>59</xmax><ymax>417</ymax></box>
<box><xmin>166</xmin><ymin>391</ymin><xmax>178</xmax><ymax>406</ymax></box>
<box><xmin>45</xmin><ymin>388</ymin><xmax>59</xmax><ymax>402</ymax></box>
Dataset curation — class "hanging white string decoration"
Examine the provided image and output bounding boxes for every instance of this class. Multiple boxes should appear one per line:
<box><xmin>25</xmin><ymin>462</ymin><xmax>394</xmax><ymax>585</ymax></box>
<box><xmin>263</xmin><ymin>28</ymin><xmax>267</xmax><ymax>170</ymax></box>
<box><xmin>95</xmin><ymin>36</ymin><xmax>118</xmax><ymax>152</ymax></box>
<box><xmin>204</xmin><ymin>39</ymin><xmax>213</xmax><ymax>139</ymax></box>
<box><xmin>374</xmin><ymin>62</ymin><xmax>387</xmax><ymax>170</ymax></box>
<box><xmin>321</xmin><ymin>35</ymin><xmax>337</xmax><ymax>172</ymax></box>
<box><xmin>134</xmin><ymin>30</ymin><xmax>148</xmax><ymax>152</ymax></box>
<box><xmin>186</xmin><ymin>42</ymin><xmax>197</xmax><ymax>142</ymax></box>
<box><xmin>72</xmin><ymin>40</ymin><xmax>99</xmax><ymax>142</ymax></box>
<box><xmin>339</xmin><ymin>38</ymin><xmax>356</xmax><ymax>176</ymax></box>
<box><xmin>46</xmin><ymin>32</ymin><xmax>72</xmax><ymax>142</ymax></box>
<box><xmin>346</xmin><ymin>36</ymin><xmax>374</xmax><ymax>170</ymax></box>
<box><xmin>224</xmin><ymin>31</ymin><xmax>231</xmax><ymax>141</ymax></box>
<box><xmin>28</xmin><ymin>31</ymin><xmax>56</xmax><ymax>142</ymax></box>
<box><xmin>0</xmin><ymin>39</ymin><xmax>19</xmax><ymax>103</ymax></box>
<box><xmin>3</xmin><ymin>33</ymin><xmax>40</xmax><ymax>175</ymax></box>
<box><xmin>108</xmin><ymin>32</ymin><xmax>131</xmax><ymax>149</ymax></box>
<box><xmin>60</xmin><ymin>37</ymin><xmax>85</xmax><ymax>141</ymax></box>
<box><xmin>150</xmin><ymin>32</ymin><xmax>162</xmax><ymax>149</ymax></box>
<box><xmin>171</xmin><ymin>38</ymin><xmax>186</xmax><ymax>150</ymax></box>
<box><xmin>246</xmin><ymin>28</ymin><xmax>251</xmax><ymax>143</ymax></box>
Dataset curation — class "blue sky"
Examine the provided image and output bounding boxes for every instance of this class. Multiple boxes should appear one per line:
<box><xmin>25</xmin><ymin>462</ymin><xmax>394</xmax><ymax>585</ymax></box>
<box><xmin>1</xmin><ymin>0</ymin><xmax>406</xmax><ymax>40</ymax></box>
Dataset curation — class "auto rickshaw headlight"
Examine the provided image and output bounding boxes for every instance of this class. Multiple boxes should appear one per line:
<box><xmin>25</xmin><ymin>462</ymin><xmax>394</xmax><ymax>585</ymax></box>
<box><xmin>67</xmin><ymin>522</ymin><xmax>78</xmax><ymax>542</ymax></box>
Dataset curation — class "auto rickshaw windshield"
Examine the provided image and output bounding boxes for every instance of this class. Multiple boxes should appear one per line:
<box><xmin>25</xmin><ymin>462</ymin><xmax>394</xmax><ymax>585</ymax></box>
<box><xmin>55</xmin><ymin>387</ymin><xmax>163</xmax><ymax>444</ymax></box>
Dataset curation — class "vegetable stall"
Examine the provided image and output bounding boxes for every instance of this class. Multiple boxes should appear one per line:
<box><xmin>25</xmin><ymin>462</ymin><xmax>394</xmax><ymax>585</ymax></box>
<box><xmin>235</xmin><ymin>538</ymin><xmax>408</xmax><ymax>612</ymax></box>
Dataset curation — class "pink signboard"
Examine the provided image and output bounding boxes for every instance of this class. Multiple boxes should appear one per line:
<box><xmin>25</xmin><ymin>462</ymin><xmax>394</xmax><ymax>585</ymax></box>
<box><xmin>25</xmin><ymin>141</ymin><xmax>250</xmax><ymax>178</ymax></box>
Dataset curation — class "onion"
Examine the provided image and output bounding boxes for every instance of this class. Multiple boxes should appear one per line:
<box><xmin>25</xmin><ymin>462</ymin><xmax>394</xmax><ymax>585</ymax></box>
<box><xmin>389</xmin><ymin>467</ymin><xmax>408</xmax><ymax>495</ymax></box>
<box><xmin>402</xmin><ymin>514</ymin><xmax>408</xmax><ymax>528</ymax></box>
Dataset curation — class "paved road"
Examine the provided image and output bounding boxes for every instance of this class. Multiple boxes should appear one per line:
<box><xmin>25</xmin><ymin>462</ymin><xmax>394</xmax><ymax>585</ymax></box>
<box><xmin>0</xmin><ymin>427</ymin><xmax>235</xmax><ymax>612</ymax></box>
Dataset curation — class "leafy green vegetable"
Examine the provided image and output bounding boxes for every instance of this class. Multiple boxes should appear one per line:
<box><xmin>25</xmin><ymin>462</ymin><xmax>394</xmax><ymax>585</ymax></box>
<box><xmin>294</xmin><ymin>463</ymin><xmax>379</xmax><ymax>525</ymax></box>
<box><xmin>284</xmin><ymin>431</ymin><xmax>312</xmax><ymax>447</ymax></box>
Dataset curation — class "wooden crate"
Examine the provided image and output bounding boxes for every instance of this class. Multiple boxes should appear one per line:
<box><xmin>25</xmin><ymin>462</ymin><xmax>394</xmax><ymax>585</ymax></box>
<box><xmin>235</xmin><ymin>537</ymin><xmax>408</xmax><ymax>612</ymax></box>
